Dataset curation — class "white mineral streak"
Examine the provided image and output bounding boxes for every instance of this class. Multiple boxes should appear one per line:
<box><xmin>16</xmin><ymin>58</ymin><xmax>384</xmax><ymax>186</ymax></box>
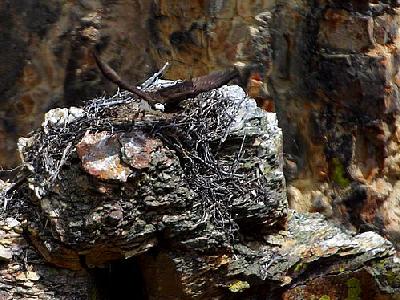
<box><xmin>85</xmin><ymin>155</ymin><xmax>130</xmax><ymax>182</ymax></box>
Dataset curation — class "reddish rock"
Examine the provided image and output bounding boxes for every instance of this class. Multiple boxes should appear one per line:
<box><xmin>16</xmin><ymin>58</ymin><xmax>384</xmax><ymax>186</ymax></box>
<box><xmin>76</xmin><ymin>131</ymin><xmax>132</xmax><ymax>182</ymax></box>
<box><xmin>270</xmin><ymin>0</ymin><xmax>400</xmax><ymax>245</ymax></box>
<box><xmin>120</xmin><ymin>131</ymin><xmax>161</xmax><ymax>170</ymax></box>
<box><xmin>319</xmin><ymin>9</ymin><xmax>374</xmax><ymax>52</ymax></box>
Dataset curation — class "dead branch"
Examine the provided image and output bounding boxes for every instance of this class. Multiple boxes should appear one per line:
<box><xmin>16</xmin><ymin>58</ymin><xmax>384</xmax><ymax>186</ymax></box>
<box><xmin>92</xmin><ymin>52</ymin><xmax>157</xmax><ymax>103</ymax></box>
<box><xmin>93</xmin><ymin>52</ymin><xmax>239</xmax><ymax>109</ymax></box>
<box><xmin>141</xmin><ymin>62</ymin><xmax>170</xmax><ymax>89</ymax></box>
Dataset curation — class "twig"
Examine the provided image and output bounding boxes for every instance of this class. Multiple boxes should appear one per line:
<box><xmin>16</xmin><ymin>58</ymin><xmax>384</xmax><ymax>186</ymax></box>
<box><xmin>93</xmin><ymin>51</ymin><xmax>239</xmax><ymax>108</ymax></box>
<box><xmin>92</xmin><ymin>51</ymin><xmax>157</xmax><ymax>103</ymax></box>
<box><xmin>49</xmin><ymin>142</ymin><xmax>73</xmax><ymax>183</ymax></box>
<box><xmin>141</xmin><ymin>62</ymin><xmax>170</xmax><ymax>89</ymax></box>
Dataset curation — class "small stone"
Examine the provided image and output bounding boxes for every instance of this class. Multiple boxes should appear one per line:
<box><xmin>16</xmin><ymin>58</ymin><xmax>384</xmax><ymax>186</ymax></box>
<box><xmin>281</xmin><ymin>276</ymin><xmax>292</xmax><ymax>285</ymax></box>
<box><xmin>0</xmin><ymin>245</ymin><xmax>12</xmax><ymax>261</ymax></box>
<box><xmin>5</xmin><ymin>218</ymin><xmax>20</xmax><ymax>229</ymax></box>
<box><xmin>80</xmin><ymin>26</ymin><xmax>100</xmax><ymax>42</ymax></box>
<box><xmin>81</xmin><ymin>12</ymin><xmax>101</xmax><ymax>27</ymax></box>
<box><xmin>76</xmin><ymin>131</ymin><xmax>132</xmax><ymax>182</ymax></box>
<box><xmin>228</xmin><ymin>280</ymin><xmax>250</xmax><ymax>293</ymax></box>
<box><xmin>311</xmin><ymin>191</ymin><xmax>332</xmax><ymax>217</ymax></box>
<box><xmin>26</xmin><ymin>271</ymin><xmax>40</xmax><ymax>281</ymax></box>
<box><xmin>107</xmin><ymin>209</ymin><xmax>123</xmax><ymax>225</ymax></box>
<box><xmin>120</xmin><ymin>131</ymin><xmax>162</xmax><ymax>170</ymax></box>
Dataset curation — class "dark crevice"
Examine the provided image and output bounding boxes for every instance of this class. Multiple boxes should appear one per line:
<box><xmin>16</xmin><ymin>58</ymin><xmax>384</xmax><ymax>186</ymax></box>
<box><xmin>90</xmin><ymin>257</ymin><xmax>148</xmax><ymax>300</ymax></box>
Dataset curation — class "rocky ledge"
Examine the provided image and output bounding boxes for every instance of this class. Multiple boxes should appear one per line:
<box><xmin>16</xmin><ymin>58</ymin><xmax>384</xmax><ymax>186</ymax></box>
<box><xmin>1</xmin><ymin>82</ymin><xmax>400</xmax><ymax>299</ymax></box>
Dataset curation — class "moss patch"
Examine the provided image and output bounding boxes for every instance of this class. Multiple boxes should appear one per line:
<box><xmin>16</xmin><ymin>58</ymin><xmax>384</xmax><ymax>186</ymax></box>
<box><xmin>228</xmin><ymin>280</ymin><xmax>250</xmax><ymax>293</ymax></box>
<box><xmin>346</xmin><ymin>277</ymin><xmax>361</xmax><ymax>300</ymax></box>
<box><xmin>294</xmin><ymin>262</ymin><xmax>308</xmax><ymax>273</ymax></box>
<box><xmin>331</xmin><ymin>157</ymin><xmax>350</xmax><ymax>188</ymax></box>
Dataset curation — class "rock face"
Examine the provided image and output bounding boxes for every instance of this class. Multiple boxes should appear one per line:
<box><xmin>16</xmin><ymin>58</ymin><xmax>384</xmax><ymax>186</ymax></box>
<box><xmin>0</xmin><ymin>0</ymin><xmax>273</xmax><ymax>168</ymax></box>
<box><xmin>1</xmin><ymin>82</ymin><xmax>400</xmax><ymax>299</ymax></box>
<box><xmin>18</xmin><ymin>83</ymin><xmax>287</xmax><ymax>271</ymax></box>
<box><xmin>5</xmin><ymin>1</ymin><xmax>400</xmax><ymax>298</ymax></box>
<box><xmin>270</xmin><ymin>0</ymin><xmax>400</xmax><ymax>243</ymax></box>
<box><xmin>0</xmin><ymin>208</ymin><xmax>90</xmax><ymax>299</ymax></box>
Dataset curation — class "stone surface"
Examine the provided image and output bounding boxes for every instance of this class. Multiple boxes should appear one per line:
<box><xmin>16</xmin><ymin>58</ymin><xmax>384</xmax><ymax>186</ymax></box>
<box><xmin>4</xmin><ymin>1</ymin><xmax>400</xmax><ymax>297</ymax></box>
<box><xmin>3</xmin><ymin>80</ymin><xmax>400</xmax><ymax>298</ymax></box>
<box><xmin>138</xmin><ymin>210</ymin><xmax>400</xmax><ymax>299</ymax></box>
<box><xmin>269</xmin><ymin>0</ymin><xmax>400</xmax><ymax>246</ymax></box>
<box><xmin>0</xmin><ymin>0</ymin><xmax>274</xmax><ymax>168</ymax></box>
<box><xmin>0</xmin><ymin>216</ymin><xmax>91</xmax><ymax>299</ymax></box>
<box><xmin>76</xmin><ymin>131</ymin><xmax>133</xmax><ymax>182</ymax></box>
<box><xmin>17</xmin><ymin>84</ymin><xmax>287</xmax><ymax>272</ymax></box>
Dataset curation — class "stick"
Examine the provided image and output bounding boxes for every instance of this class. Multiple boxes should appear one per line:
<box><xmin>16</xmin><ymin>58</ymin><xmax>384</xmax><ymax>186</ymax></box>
<box><xmin>141</xmin><ymin>62</ymin><xmax>170</xmax><ymax>89</ymax></box>
<box><xmin>92</xmin><ymin>52</ymin><xmax>157</xmax><ymax>103</ymax></box>
<box><xmin>93</xmin><ymin>52</ymin><xmax>240</xmax><ymax>108</ymax></box>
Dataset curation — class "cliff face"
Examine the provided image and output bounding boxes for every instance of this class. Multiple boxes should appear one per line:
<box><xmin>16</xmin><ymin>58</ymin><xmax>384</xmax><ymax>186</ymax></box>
<box><xmin>0</xmin><ymin>0</ymin><xmax>273</xmax><ymax>168</ymax></box>
<box><xmin>270</xmin><ymin>0</ymin><xmax>400</xmax><ymax>242</ymax></box>
<box><xmin>5</xmin><ymin>1</ymin><xmax>400</xmax><ymax>298</ymax></box>
<box><xmin>8</xmin><ymin>1</ymin><xmax>400</xmax><ymax>241</ymax></box>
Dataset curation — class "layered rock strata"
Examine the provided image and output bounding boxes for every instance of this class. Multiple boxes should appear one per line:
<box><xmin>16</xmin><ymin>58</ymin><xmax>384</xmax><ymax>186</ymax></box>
<box><xmin>270</xmin><ymin>0</ymin><xmax>400</xmax><ymax>243</ymax></box>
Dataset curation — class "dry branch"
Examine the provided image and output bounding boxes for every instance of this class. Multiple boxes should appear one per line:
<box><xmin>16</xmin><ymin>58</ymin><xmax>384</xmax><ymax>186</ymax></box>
<box><xmin>93</xmin><ymin>52</ymin><xmax>240</xmax><ymax>109</ymax></box>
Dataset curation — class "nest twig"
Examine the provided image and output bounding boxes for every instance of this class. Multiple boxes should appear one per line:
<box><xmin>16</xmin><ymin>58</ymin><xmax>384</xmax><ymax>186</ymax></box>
<box><xmin>93</xmin><ymin>51</ymin><xmax>239</xmax><ymax>109</ymax></box>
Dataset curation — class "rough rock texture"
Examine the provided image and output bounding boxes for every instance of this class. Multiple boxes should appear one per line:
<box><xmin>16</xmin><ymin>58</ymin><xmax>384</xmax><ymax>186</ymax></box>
<box><xmin>270</xmin><ymin>0</ymin><xmax>400</xmax><ymax>244</ymax></box>
<box><xmin>17</xmin><ymin>84</ymin><xmax>287</xmax><ymax>271</ymax></box>
<box><xmin>0</xmin><ymin>0</ymin><xmax>274</xmax><ymax>168</ymax></box>
<box><xmin>0</xmin><ymin>204</ymin><xmax>91</xmax><ymax>299</ymax></box>
<box><xmin>1</xmin><ymin>82</ymin><xmax>400</xmax><ymax>299</ymax></box>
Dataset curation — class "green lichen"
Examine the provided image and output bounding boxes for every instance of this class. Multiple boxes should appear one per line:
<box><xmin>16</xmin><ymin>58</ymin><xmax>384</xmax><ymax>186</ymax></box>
<box><xmin>374</xmin><ymin>258</ymin><xmax>387</xmax><ymax>268</ymax></box>
<box><xmin>387</xmin><ymin>271</ymin><xmax>396</xmax><ymax>285</ymax></box>
<box><xmin>346</xmin><ymin>277</ymin><xmax>361</xmax><ymax>300</ymax></box>
<box><xmin>263</xmin><ymin>164</ymin><xmax>272</xmax><ymax>175</ymax></box>
<box><xmin>385</xmin><ymin>270</ymin><xmax>400</xmax><ymax>286</ymax></box>
<box><xmin>331</xmin><ymin>157</ymin><xmax>350</xmax><ymax>188</ymax></box>
<box><xmin>319</xmin><ymin>296</ymin><xmax>331</xmax><ymax>300</ymax></box>
<box><xmin>294</xmin><ymin>262</ymin><xmax>308</xmax><ymax>273</ymax></box>
<box><xmin>228</xmin><ymin>280</ymin><xmax>250</xmax><ymax>293</ymax></box>
<box><xmin>372</xmin><ymin>259</ymin><xmax>400</xmax><ymax>288</ymax></box>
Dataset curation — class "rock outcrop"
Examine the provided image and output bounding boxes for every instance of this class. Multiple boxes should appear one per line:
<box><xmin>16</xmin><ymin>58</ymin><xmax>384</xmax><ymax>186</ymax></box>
<box><xmin>0</xmin><ymin>0</ymin><xmax>273</xmax><ymax>168</ymax></box>
<box><xmin>270</xmin><ymin>0</ymin><xmax>400</xmax><ymax>245</ymax></box>
<box><xmin>17</xmin><ymin>83</ymin><xmax>287</xmax><ymax>271</ymax></box>
<box><xmin>2</xmin><ymin>81</ymin><xmax>400</xmax><ymax>299</ymax></box>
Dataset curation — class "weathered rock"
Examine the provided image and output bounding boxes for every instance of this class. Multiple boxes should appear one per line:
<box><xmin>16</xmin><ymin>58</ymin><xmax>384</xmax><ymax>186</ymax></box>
<box><xmin>76</xmin><ymin>131</ymin><xmax>133</xmax><ymax>182</ymax></box>
<box><xmin>269</xmin><ymin>0</ymin><xmax>400</xmax><ymax>246</ymax></box>
<box><xmin>0</xmin><ymin>215</ymin><xmax>91</xmax><ymax>299</ymax></box>
<box><xmin>3</xmin><ymin>0</ymin><xmax>400</xmax><ymax>298</ymax></box>
<box><xmin>0</xmin><ymin>79</ymin><xmax>398</xmax><ymax>298</ymax></box>
<box><xmin>16</xmin><ymin>84</ymin><xmax>286</xmax><ymax>272</ymax></box>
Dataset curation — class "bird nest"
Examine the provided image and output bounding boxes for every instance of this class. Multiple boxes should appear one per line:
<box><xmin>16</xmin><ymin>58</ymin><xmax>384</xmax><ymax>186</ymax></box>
<box><xmin>16</xmin><ymin>81</ymin><xmax>278</xmax><ymax>241</ymax></box>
